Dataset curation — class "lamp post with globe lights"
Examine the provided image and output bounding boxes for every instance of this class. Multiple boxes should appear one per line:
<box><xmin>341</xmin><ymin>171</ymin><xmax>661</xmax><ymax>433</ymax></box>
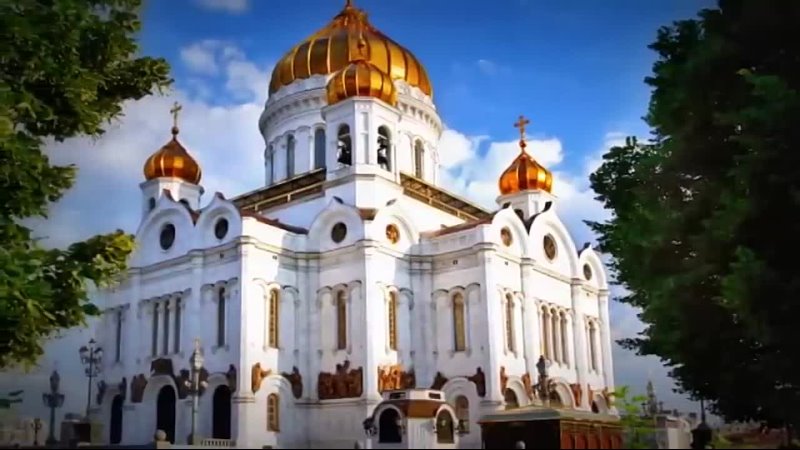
<box><xmin>42</xmin><ymin>370</ymin><xmax>65</xmax><ymax>445</ymax></box>
<box><xmin>185</xmin><ymin>339</ymin><xmax>208</xmax><ymax>445</ymax></box>
<box><xmin>78</xmin><ymin>339</ymin><xmax>103</xmax><ymax>420</ymax></box>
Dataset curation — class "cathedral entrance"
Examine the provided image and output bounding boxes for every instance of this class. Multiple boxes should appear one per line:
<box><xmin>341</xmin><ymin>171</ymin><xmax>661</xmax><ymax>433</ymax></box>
<box><xmin>156</xmin><ymin>385</ymin><xmax>176</xmax><ymax>443</ymax></box>
<box><xmin>109</xmin><ymin>394</ymin><xmax>124</xmax><ymax>444</ymax></box>
<box><xmin>212</xmin><ymin>385</ymin><xmax>232</xmax><ymax>439</ymax></box>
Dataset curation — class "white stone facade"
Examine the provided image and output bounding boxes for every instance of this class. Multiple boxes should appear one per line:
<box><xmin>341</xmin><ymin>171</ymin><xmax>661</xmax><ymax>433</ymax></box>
<box><xmin>0</xmin><ymin>22</ymin><xmax>613</xmax><ymax>450</ymax></box>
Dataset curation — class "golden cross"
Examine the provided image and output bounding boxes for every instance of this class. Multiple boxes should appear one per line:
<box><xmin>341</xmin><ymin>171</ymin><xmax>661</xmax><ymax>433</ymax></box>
<box><xmin>170</xmin><ymin>101</ymin><xmax>183</xmax><ymax>130</ymax></box>
<box><xmin>514</xmin><ymin>115</ymin><xmax>530</xmax><ymax>142</ymax></box>
<box><xmin>345</xmin><ymin>0</ymin><xmax>353</xmax><ymax>7</ymax></box>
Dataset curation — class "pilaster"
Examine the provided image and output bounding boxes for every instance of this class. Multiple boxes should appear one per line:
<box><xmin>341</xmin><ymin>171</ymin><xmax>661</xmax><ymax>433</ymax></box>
<box><xmin>571</xmin><ymin>284</ymin><xmax>589</xmax><ymax>409</ymax></box>
<box><xmin>519</xmin><ymin>260</ymin><xmax>539</xmax><ymax>375</ymax></box>
<box><xmin>478</xmin><ymin>248</ymin><xmax>503</xmax><ymax>402</ymax></box>
<box><xmin>598</xmin><ymin>292</ymin><xmax>615</xmax><ymax>392</ymax></box>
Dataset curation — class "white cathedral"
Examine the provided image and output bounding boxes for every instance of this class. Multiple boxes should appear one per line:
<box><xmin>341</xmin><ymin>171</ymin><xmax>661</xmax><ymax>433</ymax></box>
<box><xmin>0</xmin><ymin>1</ymin><xmax>615</xmax><ymax>448</ymax></box>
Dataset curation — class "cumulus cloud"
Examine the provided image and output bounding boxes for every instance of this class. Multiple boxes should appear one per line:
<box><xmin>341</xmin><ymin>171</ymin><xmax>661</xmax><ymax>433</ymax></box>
<box><xmin>194</xmin><ymin>0</ymin><xmax>249</xmax><ymax>14</ymax></box>
<box><xmin>179</xmin><ymin>40</ymin><xmax>271</xmax><ymax>104</ymax></box>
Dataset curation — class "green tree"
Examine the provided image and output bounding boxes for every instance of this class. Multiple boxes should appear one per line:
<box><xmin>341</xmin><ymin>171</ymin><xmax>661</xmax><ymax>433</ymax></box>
<box><xmin>588</xmin><ymin>0</ymin><xmax>800</xmax><ymax>433</ymax></box>
<box><xmin>0</xmin><ymin>0</ymin><xmax>171</xmax><ymax>368</ymax></box>
<box><xmin>614</xmin><ymin>386</ymin><xmax>655</xmax><ymax>449</ymax></box>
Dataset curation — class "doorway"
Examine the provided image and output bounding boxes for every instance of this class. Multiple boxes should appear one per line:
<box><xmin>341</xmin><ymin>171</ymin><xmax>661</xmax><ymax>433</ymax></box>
<box><xmin>212</xmin><ymin>385</ymin><xmax>232</xmax><ymax>439</ymax></box>
<box><xmin>156</xmin><ymin>385</ymin><xmax>176</xmax><ymax>443</ymax></box>
<box><xmin>109</xmin><ymin>394</ymin><xmax>124</xmax><ymax>444</ymax></box>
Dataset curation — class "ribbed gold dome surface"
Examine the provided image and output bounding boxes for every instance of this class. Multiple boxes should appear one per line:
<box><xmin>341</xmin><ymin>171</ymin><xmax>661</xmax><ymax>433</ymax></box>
<box><xmin>326</xmin><ymin>59</ymin><xmax>397</xmax><ymax>106</ymax></box>
<box><xmin>143</xmin><ymin>102</ymin><xmax>202</xmax><ymax>184</ymax></box>
<box><xmin>268</xmin><ymin>0</ymin><xmax>432</xmax><ymax>98</ymax></box>
<box><xmin>498</xmin><ymin>115</ymin><xmax>554</xmax><ymax>195</ymax></box>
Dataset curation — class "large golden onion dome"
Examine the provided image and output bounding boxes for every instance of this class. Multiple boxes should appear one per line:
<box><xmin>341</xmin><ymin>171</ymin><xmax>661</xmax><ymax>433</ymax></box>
<box><xmin>143</xmin><ymin>102</ymin><xmax>202</xmax><ymax>184</ymax></box>
<box><xmin>326</xmin><ymin>58</ymin><xmax>397</xmax><ymax>106</ymax></box>
<box><xmin>498</xmin><ymin>116</ymin><xmax>554</xmax><ymax>195</ymax></box>
<box><xmin>269</xmin><ymin>0</ymin><xmax>432</xmax><ymax>98</ymax></box>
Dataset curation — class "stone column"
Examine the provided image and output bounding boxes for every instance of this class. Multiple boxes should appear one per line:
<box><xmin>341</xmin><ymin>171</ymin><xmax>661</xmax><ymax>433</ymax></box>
<box><xmin>519</xmin><ymin>261</ymin><xmax>538</xmax><ymax>375</ymax></box>
<box><xmin>231</xmin><ymin>245</ymin><xmax>254</xmax><ymax>447</ymax></box>
<box><xmin>362</xmin><ymin>248</ymin><xmax>382</xmax><ymax>402</ymax></box>
<box><xmin>570</xmin><ymin>284</ymin><xmax>589</xmax><ymax>408</ymax></box>
<box><xmin>598</xmin><ymin>292</ymin><xmax>615</xmax><ymax>391</ymax></box>
<box><xmin>478</xmin><ymin>246</ymin><xmax>503</xmax><ymax>402</ymax></box>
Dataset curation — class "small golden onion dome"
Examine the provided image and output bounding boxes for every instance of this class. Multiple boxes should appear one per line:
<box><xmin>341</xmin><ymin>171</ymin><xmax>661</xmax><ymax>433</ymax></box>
<box><xmin>269</xmin><ymin>0</ymin><xmax>432</xmax><ymax>98</ymax></box>
<box><xmin>143</xmin><ymin>102</ymin><xmax>202</xmax><ymax>184</ymax></box>
<box><xmin>326</xmin><ymin>59</ymin><xmax>397</xmax><ymax>106</ymax></box>
<box><xmin>498</xmin><ymin>115</ymin><xmax>554</xmax><ymax>195</ymax></box>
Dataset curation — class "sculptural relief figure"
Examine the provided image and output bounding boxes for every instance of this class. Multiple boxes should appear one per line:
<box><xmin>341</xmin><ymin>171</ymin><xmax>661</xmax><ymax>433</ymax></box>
<box><xmin>377</xmin><ymin>365</ymin><xmax>416</xmax><ymax>393</ymax></box>
<box><xmin>499</xmin><ymin>367</ymin><xmax>509</xmax><ymax>394</ymax></box>
<box><xmin>570</xmin><ymin>383</ymin><xmax>583</xmax><ymax>406</ymax></box>
<box><xmin>130</xmin><ymin>374</ymin><xmax>148</xmax><ymax>404</ymax></box>
<box><xmin>430</xmin><ymin>372</ymin><xmax>449</xmax><ymax>390</ymax></box>
<box><xmin>468</xmin><ymin>367</ymin><xmax>486</xmax><ymax>397</ymax></box>
<box><xmin>281</xmin><ymin>366</ymin><xmax>303</xmax><ymax>399</ymax></box>
<box><xmin>318</xmin><ymin>360</ymin><xmax>363</xmax><ymax>400</ymax></box>
<box><xmin>226</xmin><ymin>365</ymin><xmax>237</xmax><ymax>393</ymax></box>
<box><xmin>251</xmin><ymin>362</ymin><xmax>272</xmax><ymax>394</ymax></box>
<box><xmin>522</xmin><ymin>373</ymin><xmax>534</xmax><ymax>400</ymax></box>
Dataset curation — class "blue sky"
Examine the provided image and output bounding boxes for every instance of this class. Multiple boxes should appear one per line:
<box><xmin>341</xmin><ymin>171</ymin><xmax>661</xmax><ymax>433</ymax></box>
<box><xmin>31</xmin><ymin>0</ymin><xmax>719</xmax><ymax>416</ymax></box>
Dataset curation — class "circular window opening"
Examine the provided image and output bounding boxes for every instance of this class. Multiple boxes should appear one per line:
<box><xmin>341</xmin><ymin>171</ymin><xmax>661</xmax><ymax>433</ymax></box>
<box><xmin>543</xmin><ymin>234</ymin><xmax>557</xmax><ymax>260</ymax></box>
<box><xmin>583</xmin><ymin>263</ymin><xmax>593</xmax><ymax>280</ymax></box>
<box><xmin>148</xmin><ymin>197</ymin><xmax>156</xmax><ymax>211</ymax></box>
<box><xmin>385</xmin><ymin>224</ymin><xmax>400</xmax><ymax>244</ymax></box>
<box><xmin>160</xmin><ymin>224</ymin><xmax>176</xmax><ymax>250</ymax></box>
<box><xmin>331</xmin><ymin>222</ymin><xmax>348</xmax><ymax>243</ymax></box>
<box><xmin>214</xmin><ymin>218</ymin><xmax>229</xmax><ymax>240</ymax></box>
<box><xmin>500</xmin><ymin>227</ymin><xmax>513</xmax><ymax>247</ymax></box>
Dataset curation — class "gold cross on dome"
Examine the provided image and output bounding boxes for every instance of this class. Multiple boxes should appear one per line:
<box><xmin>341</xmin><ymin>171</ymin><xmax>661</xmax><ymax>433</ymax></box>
<box><xmin>514</xmin><ymin>115</ymin><xmax>530</xmax><ymax>142</ymax></box>
<box><xmin>170</xmin><ymin>101</ymin><xmax>183</xmax><ymax>129</ymax></box>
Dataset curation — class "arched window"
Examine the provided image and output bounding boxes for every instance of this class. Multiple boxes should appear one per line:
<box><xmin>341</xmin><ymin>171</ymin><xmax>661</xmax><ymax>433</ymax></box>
<box><xmin>173</xmin><ymin>298</ymin><xmax>181</xmax><ymax>354</ymax></box>
<box><xmin>268</xmin><ymin>289</ymin><xmax>279</xmax><ymax>349</ymax></box>
<box><xmin>452</xmin><ymin>293</ymin><xmax>466</xmax><ymax>352</ymax></box>
<box><xmin>413</xmin><ymin>140</ymin><xmax>424</xmax><ymax>178</ymax></box>
<box><xmin>314</xmin><ymin>128</ymin><xmax>326</xmax><ymax>169</ymax></box>
<box><xmin>337</xmin><ymin>124</ymin><xmax>352</xmax><ymax>165</ymax></box>
<box><xmin>286</xmin><ymin>134</ymin><xmax>295</xmax><ymax>178</ymax></box>
<box><xmin>588</xmin><ymin>321</ymin><xmax>598</xmax><ymax>372</ymax></box>
<box><xmin>504</xmin><ymin>389</ymin><xmax>519</xmax><ymax>410</ymax></box>
<box><xmin>454</xmin><ymin>396</ymin><xmax>470</xmax><ymax>433</ymax></box>
<box><xmin>378</xmin><ymin>409</ymin><xmax>402</xmax><ymax>443</ymax></box>
<box><xmin>551</xmin><ymin>309</ymin><xmax>560</xmax><ymax>363</ymax></box>
<box><xmin>267</xmin><ymin>393</ymin><xmax>279</xmax><ymax>431</ymax></box>
<box><xmin>540</xmin><ymin>306</ymin><xmax>548</xmax><ymax>358</ymax></box>
<box><xmin>388</xmin><ymin>291</ymin><xmax>398</xmax><ymax>351</ymax></box>
<box><xmin>542</xmin><ymin>307</ymin><xmax>552</xmax><ymax>360</ymax></box>
<box><xmin>550</xmin><ymin>389</ymin><xmax>564</xmax><ymax>408</ymax></box>
<box><xmin>151</xmin><ymin>302</ymin><xmax>159</xmax><ymax>357</ymax></box>
<box><xmin>435</xmin><ymin>411</ymin><xmax>455</xmax><ymax>444</ymax></box>
<box><xmin>505</xmin><ymin>294</ymin><xmax>515</xmax><ymax>353</ymax></box>
<box><xmin>377</xmin><ymin>126</ymin><xmax>391</xmax><ymax>171</ymax></box>
<box><xmin>560</xmin><ymin>312</ymin><xmax>570</xmax><ymax>367</ymax></box>
<box><xmin>336</xmin><ymin>290</ymin><xmax>347</xmax><ymax>350</ymax></box>
<box><xmin>217</xmin><ymin>288</ymin><xmax>225</xmax><ymax>347</ymax></box>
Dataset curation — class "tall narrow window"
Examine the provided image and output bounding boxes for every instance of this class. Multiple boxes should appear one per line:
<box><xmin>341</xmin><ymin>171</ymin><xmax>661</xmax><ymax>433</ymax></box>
<box><xmin>163</xmin><ymin>299</ymin><xmax>170</xmax><ymax>355</ymax></box>
<box><xmin>560</xmin><ymin>312</ymin><xmax>569</xmax><ymax>367</ymax></box>
<box><xmin>286</xmin><ymin>134</ymin><xmax>295</xmax><ymax>178</ymax></box>
<box><xmin>455</xmin><ymin>396</ymin><xmax>470</xmax><ymax>432</ymax></box>
<box><xmin>217</xmin><ymin>288</ymin><xmax>226</xmax><ymax>348</ymax></box>
<box><xmin>336</xmin><ymin>290</ymin><xmax>347</xmax><ymax>350</ymax></box>
<box><xmin>269</xmin><ymin>289</ymin><xmax>279</xmax><ymax>349</ymax></box>
<box><xmin>151</xmin><ymin>302</ymin><xmax>159</xmax><ymax>357</ymax></box>
<box><xmin>267</xmin><ymin>393</ymin><xmax>280</xmax><ymax>431</ymax></box>
<box><xmin>267</xmin><ymin>145</ymin><xmax>274</xmax><ymax>184</ymax></box>
<box><xmin>589</xmin><ymin>321</ymin><xmax>598</xmax><ymax>372</ymax></box>
<box><xmin>505</xmin><ymin>294</ymin><xmax>515</xmax><ymax>353</ymax></box>
<box><xmin>337</xmin><ymin>124</ymin><xmax>352</xmax><ymax>165</ymax></box>
<box><xmin>388</xmin><ymin>291</ymin><xmax>398</xmax><ymax>351</ymax></box>
<box><xmin>551</xmin><ymin>310</ymin><xmax>560</xmax><ymax>363</ymax></box>
<box><xmin>414</xmin><ymin>140</ymin><xmax>424</xmax><ymax>178</ymax></box>
<box><xmin>543</xmin><ymin>307</ymin><xmax>552</xmax><ymax>360</ymax></box>
<box><xmin>314</xmin><ymin>128</ymin><xmax>326</xmax><ymax>169</ymax></box>
<box><xmin>173</xmin><ymin>298</ymin><xmax>181</xmax><ymax>354</ymax></box>
<box><xmin>377</xmin><ymin>126</ymin><xmax>391</xmax><ymax>171</ymax></box>
<box><xmin>115</xmin><ymin>310</ymin><xmax>123</xmax><ymax>363</ymax></box>
<box><xmin>453</xmin><ymin>293</ymin><xmax>466</xmax><ymax>352</ymax></box>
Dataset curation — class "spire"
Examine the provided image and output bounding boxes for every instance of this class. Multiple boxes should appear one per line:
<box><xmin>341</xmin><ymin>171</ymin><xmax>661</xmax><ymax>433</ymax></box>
<box><xmin>513</xmin><ymin>114</ymin><xmax>531</xmax><ymax>152</ymax></box>
<box><xmin>170</xmin><ymin>101</ymin><xmax>183</xmax><ymax>137</ymax></box>
<box><xmin>345</xmin><ymin>0</ymin><xmax>354</xmax><ymax>7</ymax></box>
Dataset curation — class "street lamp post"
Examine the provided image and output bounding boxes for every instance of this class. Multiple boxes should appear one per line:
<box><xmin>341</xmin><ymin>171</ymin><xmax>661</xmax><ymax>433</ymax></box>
<box><xmin>184</xmin><ymin>339</ymin><xmax>208</xmax><ymax>445</ymax></box>
<box><xmin>32</xmin><ymin>418</ymin><xmax>43</xmax><ymax>446</ymax></box>
<box><xmin>78</xmin><ymin>338</ymin><xmax>103</xmax><ymax>420</ymax></box>
<box><xmin>42</xmin><ymin>370</ymin><xmax>65</xmax><ymax>445</ymax></box>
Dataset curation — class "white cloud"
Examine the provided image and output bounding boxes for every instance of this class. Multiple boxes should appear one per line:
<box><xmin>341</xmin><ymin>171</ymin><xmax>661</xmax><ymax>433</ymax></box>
<box><xmin>180</xmin><ymin>41</ymin><xmax>220</xmax><ymax>75</ymax></box>
<box><xmin>194</xmin><ymin>0</ymin><xmax>249</xmax><ymax>14</ymax></box>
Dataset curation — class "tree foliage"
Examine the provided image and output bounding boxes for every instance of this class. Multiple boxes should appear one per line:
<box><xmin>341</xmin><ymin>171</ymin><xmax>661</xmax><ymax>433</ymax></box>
<box><xmin>0</xmin><ymin>0</ymin><xmax>171</xmax><ymax>368</ymax></box>
<box><xmin>589</xmin><ymin>0</ymin><xmax>800</xmax><ymax>428</ymax></box>
<box><xmin>614</xmin><ymin>386</ymin><xmax>655</xmax><ymax>449</ymax></box>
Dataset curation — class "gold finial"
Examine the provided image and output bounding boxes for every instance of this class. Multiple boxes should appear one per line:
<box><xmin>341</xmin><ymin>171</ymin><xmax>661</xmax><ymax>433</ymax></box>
<box><xmin>194</xmin><ymin>338</ymin><xmax>201</xmax><ymax>351</ymax></box>
<box><xmin>514</xmin><ymin>115</ymin><xmax>531</xmax><ymax>151</ymax></box>
<box><xmin>345</xmin><ymin>0</ymin><xmax>353</xmax><ymax>7</ymax></box>
<box><xmin>170</xmin><ymin>101</ymin><xmax>183</xmax><ymax>136</ymax></box>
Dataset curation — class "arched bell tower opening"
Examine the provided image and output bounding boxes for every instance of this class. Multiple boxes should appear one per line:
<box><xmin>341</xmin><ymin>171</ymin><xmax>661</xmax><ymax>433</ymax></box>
<box><xmin>377</xmin><ymin>125</ymin><xmax>391</xmax><ymax>171</ymax></box>
<box><xmin>337</xmin><ymin>124</ymin><xmax>353</xmax><ymax>166</ymax></box>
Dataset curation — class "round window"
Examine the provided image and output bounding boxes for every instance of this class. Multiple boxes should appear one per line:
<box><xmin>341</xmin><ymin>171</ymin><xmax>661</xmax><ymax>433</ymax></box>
<box><xmin>583</xmin><ymin>263</ymin><xmax>593</xmax><ymax>280</ymax></box>
<box><xmin>160</xmin><ymin>224</ymin><xmax>176</xmax><ymax>250</ymax></box>
<box><xmin>214</xmin><ymin>218</ymin><xmax>229</xmax><ymax>240</ymax></box>
<box><xmin>331</xmin><ymin>222</ymin><xmax>347</xmax><ymax>243</ymax></box>
<box><xmin>386</xmin><ymin>224</ymin><xmax>400</xmax><ymax>244</ymax></box>
<box><xmin>500</xmin><ymin>227</ymin><xmax>513</xmax><ymax>247</ymax></box>
<box><xmin>543</xmin><ymin>234</ymin><xmax>557</xmax><ymax>260</ymax></box>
